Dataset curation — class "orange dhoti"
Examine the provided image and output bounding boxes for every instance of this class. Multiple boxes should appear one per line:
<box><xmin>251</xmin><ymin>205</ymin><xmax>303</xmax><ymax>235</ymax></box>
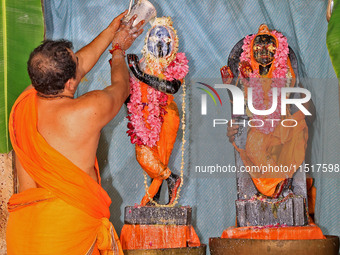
<box><xmin>7</xmin><ymin>88</ymin><xmax>123</xmax><ymax>254</ymax></box>
<box><xmin>235</xmin><ymin>110</ymin><xmax>308</xmax><ymax>197</ymax></box>
<box><xmin>136</xmin><ymin>83</ymin><xmax>180</xmax><ymax>205</ymax></box>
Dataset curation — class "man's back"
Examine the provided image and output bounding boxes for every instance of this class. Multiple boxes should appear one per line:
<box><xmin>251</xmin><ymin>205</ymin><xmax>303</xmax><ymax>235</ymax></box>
<box><xmin>16</xmin><ymin>92</ymin><xmax>104</xmax><ymax>191</ymax></box>
<box><xmin>37</xmin><ymin>96</ymin><xmax>101</xmax><ymax>180</ymax></box>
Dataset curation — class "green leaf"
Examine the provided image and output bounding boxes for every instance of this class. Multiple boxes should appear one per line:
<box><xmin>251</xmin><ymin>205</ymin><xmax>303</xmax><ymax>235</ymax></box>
<box><xmin>327</xmin><ymin>0</ymin><xmax>340</xmax><ymax>79</ymax></box>
<box><xmin>271</xmin><ymin>203</ymin><xmax>278</xmax><ymax>219</ymax></box>
<box><xmin>0</xmin><ymin>0</ymin><xmax>44</xmax><ymax>153</ymax></box>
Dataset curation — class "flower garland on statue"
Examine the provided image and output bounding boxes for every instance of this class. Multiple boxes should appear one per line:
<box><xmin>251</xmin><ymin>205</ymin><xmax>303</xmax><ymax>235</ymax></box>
<box><xmin>239</xmin><ymin>30</ymin><xmax>290</xmax><ymax>134</ymax></box>
<box><xmin>127</xmin><ymin>52</ymin><xmax>189</xmax><ymax>147</ymax></box>
<box><xmin>146</xmin><ymin>79</ymin><xmax>187</xmax><ymax>208</ymax></box>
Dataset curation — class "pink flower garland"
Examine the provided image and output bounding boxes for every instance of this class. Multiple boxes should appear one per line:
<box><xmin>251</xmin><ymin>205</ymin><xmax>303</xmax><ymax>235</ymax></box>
<box><xmin>163</xmin><ymin>52</ymin><xmax>189</xmax><ymax>81</ymax></box>
<box><xmin>127</xmin><ymin>78</ymin><xmax>168</xmax><ymax>147</ymax></box>
<box><xmin>127</xmin><ymin>53</ymin><xmax>189</xmax><ymax>147</ymax></box>
<box><xmin>239</xmin><ymin>31</ymin><xmax>289</xmax><ymax>134</ymax></box>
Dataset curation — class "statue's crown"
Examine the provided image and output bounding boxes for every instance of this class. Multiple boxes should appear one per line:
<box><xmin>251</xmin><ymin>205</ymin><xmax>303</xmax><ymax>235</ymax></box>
<box><xmin>257</xmin><ymin>24</ymin><xmax>271</xmax><ymax>35</ymax></box>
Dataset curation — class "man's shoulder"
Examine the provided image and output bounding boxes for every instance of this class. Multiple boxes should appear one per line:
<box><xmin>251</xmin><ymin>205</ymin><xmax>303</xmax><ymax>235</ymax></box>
<box><xmin>72</xmin><ymin>90</ymin><xmax>109</xmax><ymax>113</ymax></box>
<box><xmin>23</xmin><ymin>85</ymin><xmax>34</xmax><ymax>92</ymax></box>
<box><xmin>74</xmin><ymin>89</ymin><xmax>118</xmax><ymax>115</ymax></box>
<box><xmin>63</xmin><ymin>90</ymin><xmax>114</xmax><ymax>131</ymax></box>
<box><xmin>17</xmin><ymin>85</ymin><xmax>35</xmax><ymax>101</ymax></box>
<box><xmin>11</xmin><ymin>86</ymin><xmax>36</xmax><ymax>114</ymax></box>
<box><xmin>61</xmin><ymin>88</ymin><xmax>122</xmax><ymax>130</ymax></box>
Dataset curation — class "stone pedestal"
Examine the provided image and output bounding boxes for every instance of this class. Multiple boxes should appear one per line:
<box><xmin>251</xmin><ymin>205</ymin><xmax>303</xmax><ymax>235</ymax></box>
<box><xmin>236</xmin><ymin>196</ymin><xmax>307</xmax><ymax>227</ymax></box>
<box><xmin>121</xmin><ymin>206</ymin><xmax>202</xmax><ymax>251</ymax></box>
<box><xmin>124</xmin><ymin>206</ymin><xmax>192</xmax><ymax>225</ymax></box>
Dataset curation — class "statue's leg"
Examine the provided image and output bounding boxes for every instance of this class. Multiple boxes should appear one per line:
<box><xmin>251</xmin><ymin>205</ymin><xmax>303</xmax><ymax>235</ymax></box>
<box><xmin>152</xmin><ymin>180</ymin><xmax>163</xmax><ymax>202</ymax></box>
<box><xmin>166</xmin><ymin>172</ymin><xmax>181</xmax><ymax>205</ymax></box>
<box><xmin>141</xmin><ymin>178</ymin><xmax>163</xmax><ymax>206</ymax></box>
<box><xmin>136</xmin><ymin>145</ymin><xmax>171</xmax><ymax>205</ymax></box>
<box><xmin>245</xmin><ymin>129</ymin><xmax>285</xmax><ymax>197</ymax></box>
<box><xmin>136</xmin><ymin>102</ymin><xmax>181</xmax><ymax>205</ymax></box>
<box><xmin>156</xmin><ymin>102</ymin><xmax>180</xmax><ymax>165</ymax></box>
<box><xmin>140</xmin><ymin>174</ymin><xmax>180</xmax><ymax>206</ymax></box>
<box><xmin>157</xmin><ymin>102</ymin><xmax>181</xmax><ymax>204</ymax></box>
<box><xmin>240</xmin><ymin>113</ymin><xmax>308</xmax><ymax>198</ymax></box>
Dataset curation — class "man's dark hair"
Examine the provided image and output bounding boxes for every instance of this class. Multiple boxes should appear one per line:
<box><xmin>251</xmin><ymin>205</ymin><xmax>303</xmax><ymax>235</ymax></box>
<box><xmin>27</xmin><ymin>39</ymin><xmax>77</xmax><ymax>95</ymax></box>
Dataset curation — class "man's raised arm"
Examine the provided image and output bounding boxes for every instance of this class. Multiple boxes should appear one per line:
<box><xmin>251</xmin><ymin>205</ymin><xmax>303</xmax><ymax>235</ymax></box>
<box><xmin>76</xmin><ymin>15</ymin><xmax>144</xmax><ymax>130</ymax></box>
<box><xmin>75</xmin><ymin>11</ymin><xmax>128</xmax><ymax>82</ymax></box>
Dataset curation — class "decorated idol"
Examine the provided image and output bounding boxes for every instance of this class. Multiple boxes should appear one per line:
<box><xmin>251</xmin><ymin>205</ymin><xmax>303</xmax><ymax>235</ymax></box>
<box><xmin>126</xmin><ymin>17</ymin><xmax>189</xmax><ymax>206</ymax></box>
<box><xmin>222</xmin><ymin>24</ymin><xmax>309</xmax><ymax>198</ymax></box>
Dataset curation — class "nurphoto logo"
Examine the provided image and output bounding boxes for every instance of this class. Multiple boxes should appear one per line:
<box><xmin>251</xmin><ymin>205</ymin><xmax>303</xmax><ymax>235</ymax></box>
<box><xmin>198</xmin><ymin>83</ymin><xmax>312</xmax><ymax>128</ymax></box>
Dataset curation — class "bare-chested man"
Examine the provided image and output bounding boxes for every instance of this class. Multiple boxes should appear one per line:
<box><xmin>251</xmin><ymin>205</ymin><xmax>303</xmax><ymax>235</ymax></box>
<box><xmin>7</xmin><ymin>11</ymin><xmax>143</xmax><ymax>255</ymax></box>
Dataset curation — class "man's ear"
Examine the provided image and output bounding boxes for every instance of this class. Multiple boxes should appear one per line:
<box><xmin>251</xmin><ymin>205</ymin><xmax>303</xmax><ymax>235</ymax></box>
<box><xmin>327</xmin><ymin>0</ymin><xmax>334</xmax><ymax>22</ymax></box>
<box><xmin>64</xmin><ymin>78</ymin><xmax>77</xmax><ymax>93</ymax></box>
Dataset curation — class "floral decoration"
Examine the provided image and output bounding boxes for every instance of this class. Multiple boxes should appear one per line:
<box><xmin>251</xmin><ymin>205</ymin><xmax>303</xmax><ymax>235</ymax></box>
<box><xmin>239</xmin><ymin>30</ymin><xmax>290</xmax><ymax>134</ymax></box>
<box><xmin>127</xmin><ymin>53</ymin><xmax>189</xmax><ymax>147</ymax></box>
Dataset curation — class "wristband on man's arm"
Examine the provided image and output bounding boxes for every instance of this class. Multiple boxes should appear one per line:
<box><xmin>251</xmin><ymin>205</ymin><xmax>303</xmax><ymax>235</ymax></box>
<box><xmin>108</xmin><ymin>43</ymin><xmax>125</xmax><ymax>67</ymax></box>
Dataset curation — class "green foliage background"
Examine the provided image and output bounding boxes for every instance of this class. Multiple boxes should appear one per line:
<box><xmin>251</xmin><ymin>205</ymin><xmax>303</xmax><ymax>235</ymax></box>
<box><xmin>0</xmin><ymin>0</ymin><xmax>44</xmax><ymax>153</ymax></box>
<box><xmin>327</xmin><ymin>0</ymin><xmax>340</xmax><ymax>79</ymax></box>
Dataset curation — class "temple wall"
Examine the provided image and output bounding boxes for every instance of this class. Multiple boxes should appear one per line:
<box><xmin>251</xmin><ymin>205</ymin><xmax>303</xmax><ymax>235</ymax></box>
<box><xmin>0</xmin><ymin>1</ymin><xmax>338</xmax><ymax>253</ymax></box>
<box><xmin>0</xmin><ymin>152</ymin><xmax>13</xmax><ymax>255</ymax></box>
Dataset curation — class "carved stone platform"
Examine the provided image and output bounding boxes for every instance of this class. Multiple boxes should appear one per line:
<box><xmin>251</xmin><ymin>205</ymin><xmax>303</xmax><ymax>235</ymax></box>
<box><xmin>121</xmin><ymin>206</ymin><xmax>201</xmax><ymax>250</ymax></box>
<box><xmin>124</xmin><ymin>206</ymin><xmax>192</xmax><ymax>225</ymax></box>
<box><xmin>236</xmin><ymin>195</ymin><xmax>307</xmax><ymax>227</ymax></box>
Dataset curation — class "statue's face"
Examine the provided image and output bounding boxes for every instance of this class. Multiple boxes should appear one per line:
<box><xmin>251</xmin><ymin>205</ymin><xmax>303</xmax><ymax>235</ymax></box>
<box><xmin>253</xmin><ymin>35</ymin><xmax>277</xmax><ymax>66</ymax></box>
<box><xmin>147</xmin><ymin>26</ymin><xmax>172</xmax><ymax>58</ymax></box>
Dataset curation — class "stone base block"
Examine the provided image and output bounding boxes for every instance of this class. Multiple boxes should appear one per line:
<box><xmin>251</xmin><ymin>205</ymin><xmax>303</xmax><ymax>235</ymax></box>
<box><xmin>124</xmin><ymin>206</ymin><xmax>192</xmax><ymax>225</ymax></box>
<box><xmin>236</xmin><ymin>196</ymin><xmax>307</xmax><ymax>227</ymax></box>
